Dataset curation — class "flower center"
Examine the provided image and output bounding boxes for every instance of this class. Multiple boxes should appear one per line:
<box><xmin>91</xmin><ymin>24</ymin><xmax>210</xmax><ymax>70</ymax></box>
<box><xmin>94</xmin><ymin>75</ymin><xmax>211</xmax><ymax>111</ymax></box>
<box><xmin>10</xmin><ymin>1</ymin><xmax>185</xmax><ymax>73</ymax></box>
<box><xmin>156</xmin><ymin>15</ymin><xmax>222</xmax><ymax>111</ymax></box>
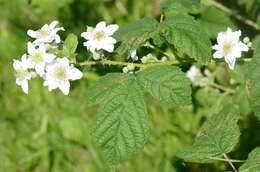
<box><xmin>95</xmin><ymin>31</ymin><xmax>105</xmax><ymax>40</ymax></box>
<box><xmin>223</xmin><ymin>43</ymin><xmax>233</xmax><ymax>54</ymax></box>
<box><xmin>15</xmin><ymin>70</ymin><xmax>26</xmax><ymax>79</ymax></box>
<box><xmin>32</xmin><ymin>52</ymin><xmax>43</xmax><ymax>63</ymax></box>
<box><xmin>54</xmin><ymin>67</ymin><xmax>66</xmax><ymax>80</ymax></box>
<box><xmin>39</xmin><ymin>29</ymin><xmax>50</xmax><ymax>38</ymax></box>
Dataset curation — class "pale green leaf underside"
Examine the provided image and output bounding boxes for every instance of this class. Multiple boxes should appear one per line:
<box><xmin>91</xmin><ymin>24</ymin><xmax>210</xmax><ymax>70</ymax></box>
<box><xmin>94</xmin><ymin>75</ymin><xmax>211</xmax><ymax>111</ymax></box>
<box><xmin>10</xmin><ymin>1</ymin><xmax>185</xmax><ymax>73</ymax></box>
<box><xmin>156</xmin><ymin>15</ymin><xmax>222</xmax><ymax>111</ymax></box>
<box><xmin>137</xmin><ymin>65</ymin><xmax>191</xmax><ymax>106</ymax></box>
<box><xmin>63</xmin><ymin>33</ymin><xmax>78</xmax><ymax>57</ymax></box>
<box><xmin>161</xmin><ymin>14</ymin><xmax>212</xmax><ymax>64</ymax></box>
<box><xmin>239</xmin><ymin>147</ymin><xmax>260</xmax><ymax>172</ymax></box>
<box><xmin>176</xmin><ymin>105</ymin><xmax>240</xmax><ymax>163</ymax></box>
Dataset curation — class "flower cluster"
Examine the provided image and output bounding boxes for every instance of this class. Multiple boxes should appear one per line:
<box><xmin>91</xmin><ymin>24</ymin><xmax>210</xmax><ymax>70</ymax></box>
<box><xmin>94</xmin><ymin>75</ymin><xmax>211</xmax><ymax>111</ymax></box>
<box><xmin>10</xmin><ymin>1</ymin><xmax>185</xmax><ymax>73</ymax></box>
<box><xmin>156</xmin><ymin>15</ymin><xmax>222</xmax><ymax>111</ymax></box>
<box><xmin>212</xmin><ymin>27</ymin><xmax>249</xmax><ymax>70</ymax></box>
<box><xmin>81</xmin><ymin>21</ymin><xmax>119</xmax><ymax>57</ymax></box>
<box><xmin>13</xmin><ymin>21</ymin><xmax>83</xmax><ymax>95</ymax></box>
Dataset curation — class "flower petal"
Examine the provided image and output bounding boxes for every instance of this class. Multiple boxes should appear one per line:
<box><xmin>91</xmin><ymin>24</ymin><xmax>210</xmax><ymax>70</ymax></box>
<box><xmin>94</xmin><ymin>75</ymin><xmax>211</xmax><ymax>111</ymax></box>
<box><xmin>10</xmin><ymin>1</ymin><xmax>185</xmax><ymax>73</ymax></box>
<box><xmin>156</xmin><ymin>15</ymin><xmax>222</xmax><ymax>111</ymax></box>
<box><xmin>59</xmin><ymin>81</ymin><xmax>70</xmax><ymax>95</ymax></box>
<box><xmin>105</xmin><ymin>24</ymin><xmax>119</xmax><ymax>36</ymax></box>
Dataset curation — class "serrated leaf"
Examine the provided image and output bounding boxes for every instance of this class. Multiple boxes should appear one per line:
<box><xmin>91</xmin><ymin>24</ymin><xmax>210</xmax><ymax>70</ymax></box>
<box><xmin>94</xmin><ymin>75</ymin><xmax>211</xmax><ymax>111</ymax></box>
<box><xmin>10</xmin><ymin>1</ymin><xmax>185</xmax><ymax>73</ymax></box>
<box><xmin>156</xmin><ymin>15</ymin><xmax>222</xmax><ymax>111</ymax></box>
<box><xmin>63</xmin><ymin>33</ymin><xmax>78</xmax><ymax>58</ymax></box>
<box><xmin>161</xmin><ymin>14</ymin><xmax>211</xmax><ymax>64</ymax></box>
<box><xmin>198</xmin><ymin>6</ymin><xmax>233</xmax><ymax>38</ymax></box>
<box><xmin>89</xmin><ymin>74</ymin><xmax>149</xmax><ymax>165</ymax></box>
<box><xmin>86</xmin><ymin>73</ymin><xmax>123</xmax><ymax>106</ymax></box>
<box><xmin>137</xmin><ymin>65</ymin><xmax>191</xmax><ymax>106</ymax></box>
<box><xmin>176</xmin><ymin>105</ymin><xmax>240</xmax><ymax>163</ymax></box>
<box><xmin>246</xmin><ymin>35</ymin><xmax>260</xmax><ymax>121</ymax></box>
<box><xmin>239</xmin><ymin>147</ymin><xmax>260</xmax><ymax>172</ymax></box>
<box><xmin>114</xmin><ymin>17</ymin><xmax>159</xmax><ymax>56</ymax></box>
<box><xmin>161</xmin><ymin>0</ymin><xmax>201</xmax><ymax>17</ymax></box>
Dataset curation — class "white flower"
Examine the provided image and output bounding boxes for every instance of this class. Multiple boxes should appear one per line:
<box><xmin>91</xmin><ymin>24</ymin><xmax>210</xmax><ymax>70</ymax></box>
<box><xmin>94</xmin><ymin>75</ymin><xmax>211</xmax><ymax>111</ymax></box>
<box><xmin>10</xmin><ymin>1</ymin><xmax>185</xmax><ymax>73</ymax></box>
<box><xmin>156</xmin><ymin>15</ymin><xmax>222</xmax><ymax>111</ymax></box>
<box><xmin>43</xmin><ymin>58</ymin><xmax>83</xmax><ymax>95</ymax></box>
<box><xmin>81</xmin><ymin>21</ymin><xmax>119</xmax><ymax>53</ymax></box>
<box><xmin>129</xmin><ymin>50</ymin><xmax>138</xmax><ymax>61</ymax></box>
<box><xmin>212</xmin><ymin>27</ymin><xmax>249</xmax><ymax>70</ymax></box>
<box><xmin>13</xmin><ymin>55</ymin><xmax>32</xmax><ymax>94</ymax></box>
<box><xmin>27</xmin><ymin>42</ymin><xmax>56</xmax><ymax>76</ymax></box>
<box><xmin>27</xmin><ymin>21</ymin><xmax>64</xmax><ymax>44</ymax></box>
<box><xmin>186</xmin><ymin>66</ymin><xmax>208</xmax><ymax>87</ymax></box>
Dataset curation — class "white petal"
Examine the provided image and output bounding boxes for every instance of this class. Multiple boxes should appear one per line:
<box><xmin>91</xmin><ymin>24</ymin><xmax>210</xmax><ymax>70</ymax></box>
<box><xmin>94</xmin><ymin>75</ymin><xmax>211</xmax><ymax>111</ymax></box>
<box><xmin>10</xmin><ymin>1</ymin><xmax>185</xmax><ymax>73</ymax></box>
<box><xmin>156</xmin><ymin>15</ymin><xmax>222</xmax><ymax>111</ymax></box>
<box><xmin>96</xmin><ymin>21</ymin><xmax>106</xmax><ymax>30</ymax></box>
<box><xmin>44</xmin><ymin>80</ymin><xmax>59</xmax><ymax>91</ymax></box>
<box><xmin>212</xmin><ymin>44</ymin><xmax>221</xmax><ymax>50</ymax></box>
<box><xmin>102</xmin><ymin>43</ymin><xmax>114</xmax><ymax>52</ymax></box>
<box><xmin>57</xmin><ymin>58</ymin><xmax>70</xmax><ymax>66</ymax></box>
<box><xmin>105</xmin><ymin>24</ymin><xmax>119</xmax><ymax>36</ymax></box>
<box><xmin>59</xmin><ymin>81</ymin><xmax>70</xmax><ymax>95</ymax></box>
<box><xmin>54</xmin><ymin>35</ymin><xmax>61</xmax><ymax>43</ymax></box>
<box><xmin>13</xmin><ymin>60</ymin><xmax>22</xmax><ymax>71</ymax></box>
<box><xmin>224</xmin><ymin>56</ymin><xmax>236</xmax><ymax>70</ymax></box>
<box><xmin>81</xmin><ymin>31</ymin><xmax>93</xmax><ymax>40</ymax></box>
<box><xmin>102</xmin><ymin>37</ymin><xmax>116</xmax><ymax>44</ymax></box>
<box><xmin>237</xmin><ymin>42</ymin><xmax>249</xmax><ymax>52</ymax></box>
<box><xmin>44</xmin><ymin>53</ymin><xmax>56</xmax><ymax>63</ymax></box>
<box><xmin>35</xmin><ymin>63</ymin><xmax>46</xmax><ymax>76</ymax></box>
<box><xmin>27</xmin><ymin>42</ymin><xmax>35</xmax><ymax>55</ymax></box>
<box><xmin>49</xmin><ymin>20</ymin><xmax>58</xmax><ymax>29</ymax></box>
<box><xmin>213</xmin><ymin>51</ymin><xmax>224</xmax><ymax>59</ymax></box>
<box><xmin>21</xmin><ymin>80</ymin><xmax>29</xmax><ymax>94</ymax></box>
<box><xmin>27</xmin><ymin>30</ymin><xmax>38</xmax><ymax>38</ymax></box>
<box><xmin>68</xmin><ymin>67</ymin><xmax>83</xmax><ymax>80</ymax></box>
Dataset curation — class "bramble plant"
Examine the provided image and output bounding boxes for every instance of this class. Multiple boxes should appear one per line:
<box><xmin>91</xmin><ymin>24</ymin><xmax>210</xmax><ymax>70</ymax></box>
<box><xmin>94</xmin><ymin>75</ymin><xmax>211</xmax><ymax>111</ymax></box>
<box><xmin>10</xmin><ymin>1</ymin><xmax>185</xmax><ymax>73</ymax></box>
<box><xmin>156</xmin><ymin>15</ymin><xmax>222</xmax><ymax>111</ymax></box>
<box><xmin>9</xmin><ymin>0</ymin><xmax>260</xmax><ymax>171</ymax></box>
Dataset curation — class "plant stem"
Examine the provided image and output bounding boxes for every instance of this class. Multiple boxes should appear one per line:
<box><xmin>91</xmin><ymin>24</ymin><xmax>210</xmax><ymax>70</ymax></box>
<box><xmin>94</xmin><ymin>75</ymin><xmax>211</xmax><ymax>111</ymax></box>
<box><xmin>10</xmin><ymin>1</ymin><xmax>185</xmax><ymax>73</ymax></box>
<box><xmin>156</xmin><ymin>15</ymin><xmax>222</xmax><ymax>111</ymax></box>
<box><xmin>202</xmin><ymin>0</ymin><xmax>260</xmax><ymax>31</ymax></box>
<box><xmin>209</xmin><ymin>157</ymin><xmax>245</xmax><ymax>163</ymax></box>
<box><xmin>223</xmin><ymin>153</ymin><xmax>238</xmax><ymax>172</ymax></box>
<box><xmin>75</xmin><ymin>59</ymin><xmax>179</xmax><ymax>68</ymax></box>
<box><xmin>210</xmin><ymin>83</ymin><xmax>235</xmax><ymax>94</ymax></box>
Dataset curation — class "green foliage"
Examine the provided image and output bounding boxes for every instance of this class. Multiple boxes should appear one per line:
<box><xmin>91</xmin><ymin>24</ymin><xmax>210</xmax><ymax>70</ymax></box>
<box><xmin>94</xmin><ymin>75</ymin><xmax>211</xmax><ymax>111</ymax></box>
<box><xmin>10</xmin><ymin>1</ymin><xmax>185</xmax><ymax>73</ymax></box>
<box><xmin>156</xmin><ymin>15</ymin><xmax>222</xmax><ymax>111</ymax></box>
<box><xmin>161</xmin><ymin>0</ymin><xmax>201</xmax><ymax>16</ymax></box>
<box><xmin>114</xmin><ymin>17</ymin><xmax>159</xmax><ymax>56</ymax></box>
<box><xmin>92</xmin><ymin>74</ymin><xmax>149</xmax><ymax>165</ymax></box>
<box><xmin>239</xmin><ymin>147</ymin><xmax>260</xmax><ymax>172</ymax></box>
<box><xmin>246</xmin><ymin>35</ymin><xmax>260</xmax><ymax>121</ymax></box>
<box><xmin>63</xmin><ymin>33</ymin><xmax>78</xmax><ymax>58</ymax></box>
<box><xmin>198</xmin><ymin>6</ymin><xmax>233</xmax><ymax>38</ymax></box>
<box><xmin>137</xmin><ymin>65</ymin><xmax>191</xmax><ymax>106</ymax></box>
<box><xmin>87</xmin><ymin>65</ymin><xmax>191</xmax><ymax>165</ymax></box>
<box><xmin>176</xmin><ymin>105</ymin><xmax>240</xmax><ymax>163</ymax></box>
<box><xmin>161</xmin><ymin>14</ymin><xmax>212</xmax><ymax>64</ymax></box>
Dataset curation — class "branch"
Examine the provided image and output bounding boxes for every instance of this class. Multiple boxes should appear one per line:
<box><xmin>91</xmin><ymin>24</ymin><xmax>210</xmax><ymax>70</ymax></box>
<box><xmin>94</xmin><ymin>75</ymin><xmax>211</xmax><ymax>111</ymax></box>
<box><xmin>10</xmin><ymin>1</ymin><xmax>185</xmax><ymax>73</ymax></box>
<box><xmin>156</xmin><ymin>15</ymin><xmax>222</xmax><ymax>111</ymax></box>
<box><xmin>202</xmin><ymin>0</ymin><xmax>260</xmax><ymax>31</ymax></box>
<box><xmin>75</xmin><ymin>59</ymin><xmax>179</xmax><ymax>68</ymax></box>
<box><xmin>223</xmin><ymin>153</ymin><xmax>238</xmax><ymax>172</ymax></box>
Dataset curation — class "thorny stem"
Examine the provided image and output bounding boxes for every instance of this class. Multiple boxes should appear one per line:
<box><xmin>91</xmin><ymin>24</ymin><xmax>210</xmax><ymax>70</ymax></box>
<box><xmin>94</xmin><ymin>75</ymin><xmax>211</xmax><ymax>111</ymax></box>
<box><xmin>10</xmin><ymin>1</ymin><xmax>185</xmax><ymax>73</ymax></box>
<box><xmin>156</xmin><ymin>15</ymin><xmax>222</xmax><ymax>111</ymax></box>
<box><xmin>202</xmin><ymin>0</ymin><xmax>260</xmax><ymax>31</ymax></box>
<box><xmin>75</xmin><ymin>59</ymin><xmax>179</xmax><ymax>68</ymax></box>
<box><xmin>210</xmin><ymin>83</ymin><xmax>235</xmax><ymax>94</ymax></box>
<box><xmin>223</xmin><ymin>153</ymin><xmax>238</xmax><ymax>172</ymax></box>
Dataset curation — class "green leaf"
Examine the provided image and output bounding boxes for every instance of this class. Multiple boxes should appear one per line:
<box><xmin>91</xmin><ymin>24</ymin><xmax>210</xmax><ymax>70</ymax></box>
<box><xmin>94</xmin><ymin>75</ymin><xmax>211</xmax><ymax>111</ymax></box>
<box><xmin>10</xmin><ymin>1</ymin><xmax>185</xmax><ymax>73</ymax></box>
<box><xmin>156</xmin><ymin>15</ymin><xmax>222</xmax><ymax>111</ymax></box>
<box><xmin>161</xmin><ymin>14</ymin><xmax>212</xmax><ymax>64</ymax></box>
<box><xmin>246</xmin><ymin>35</ymin><xmax>260</xmax><ymax>121</ymax></box>
<box><xmin>239</xmin><ymin>147</ymin><xmax>260</xmax><ymax>172</ymax></box>
<box><xmin>137</xmin><ymin>65</ymin><xmax>191</xmax><ymax>106</ymax></box>
<box><xmin>63</xmin><ymin>33</ymin><xmax>78</xmax><ymax>58</ymax></box>
<box><xmin>114</xmin><ymin>17</ymin><xmax>159</xmax><ymax>56</ymax></box>
<box><xmin>176</xmin><ymin>105</ymin><xmax>240</xmax><ymax>163</ymax></box>
<box><xmin>161</xmin><ymin>0</ymin><xmax>201</xmax><ymax>17</ymax></box>
<box><xmin>198</xmin><ymin>6</ymin><xmax>233</xmax><ymax>38</ymax></box>
<box><xmin>89</xmin><ymin>74</ymin><xmax>149</xmax><ymax>165</ymax></box>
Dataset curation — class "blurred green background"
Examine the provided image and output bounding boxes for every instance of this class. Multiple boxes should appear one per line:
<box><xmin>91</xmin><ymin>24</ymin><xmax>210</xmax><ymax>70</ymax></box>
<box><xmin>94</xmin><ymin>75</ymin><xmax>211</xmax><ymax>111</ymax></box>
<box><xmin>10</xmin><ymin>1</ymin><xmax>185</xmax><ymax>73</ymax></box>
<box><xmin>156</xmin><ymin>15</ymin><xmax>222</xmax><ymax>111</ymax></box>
<box><xmin>0</xmin><ymin>0</ymin><xmax>260</xmax><ymax>171</ymax></box>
